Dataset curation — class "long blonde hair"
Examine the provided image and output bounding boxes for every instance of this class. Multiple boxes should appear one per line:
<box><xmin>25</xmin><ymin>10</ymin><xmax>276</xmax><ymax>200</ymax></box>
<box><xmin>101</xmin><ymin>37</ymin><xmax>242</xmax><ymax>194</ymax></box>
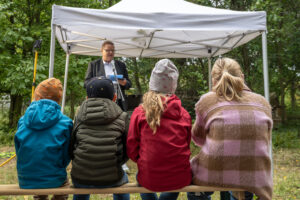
<box><xmin>212</xmin><ymin>58</ymin><xmax>244</xmax><ymax>101</ymax></box>
<box><xmin>142</xmin><ymin>91</ymin><xmax>168</xmax><ymax>134</ymax></box>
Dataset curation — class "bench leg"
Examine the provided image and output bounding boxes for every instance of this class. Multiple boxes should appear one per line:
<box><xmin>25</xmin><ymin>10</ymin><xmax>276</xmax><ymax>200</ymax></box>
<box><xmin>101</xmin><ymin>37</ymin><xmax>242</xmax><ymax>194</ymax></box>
<box><xmin>237</xmin><ymin>191</ymin><xmax>244</xmax><ymax>200</ymax></box>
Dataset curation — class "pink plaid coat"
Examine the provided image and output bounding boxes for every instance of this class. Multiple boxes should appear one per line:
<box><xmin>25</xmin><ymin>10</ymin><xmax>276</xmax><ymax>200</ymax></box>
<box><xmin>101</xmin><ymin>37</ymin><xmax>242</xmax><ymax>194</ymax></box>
<box><xmin>191</xmin><ymin>89</ymin><xmax>273</xmax><ymax>200</ymax></box>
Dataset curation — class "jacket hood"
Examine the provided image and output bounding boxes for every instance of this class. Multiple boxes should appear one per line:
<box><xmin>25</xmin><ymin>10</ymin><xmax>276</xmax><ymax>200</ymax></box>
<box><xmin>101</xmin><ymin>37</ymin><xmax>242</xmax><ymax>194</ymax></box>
<box><xmin>77</xmin><ymin>98</ymin><xmax>123</xmax><ymax>125</ymax></box>
<box><xmin>162</xmin><ymin>95</ymin><xmax>183</xmax><ymax>120</ymax></box>
<box><xmin>24</xmin><ymin>99</ymin><xmax>62</xmax><ymax>130</ymax></box>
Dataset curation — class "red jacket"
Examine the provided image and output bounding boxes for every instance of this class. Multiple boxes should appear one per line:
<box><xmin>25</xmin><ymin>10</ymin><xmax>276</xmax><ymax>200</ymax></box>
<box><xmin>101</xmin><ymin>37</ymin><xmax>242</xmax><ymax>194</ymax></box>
<box><xmin>127</xmin><ymin>95</ymin><xmax>192</xmax><ymax>191</ymax></box>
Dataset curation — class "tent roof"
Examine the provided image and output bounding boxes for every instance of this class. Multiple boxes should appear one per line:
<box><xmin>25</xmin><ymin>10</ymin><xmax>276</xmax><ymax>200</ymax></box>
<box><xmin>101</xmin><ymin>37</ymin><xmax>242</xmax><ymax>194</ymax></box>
<box><xmin>52</xmin><ymin>0</ymin><xmax>266</xmax><ymax>58</ymax></box>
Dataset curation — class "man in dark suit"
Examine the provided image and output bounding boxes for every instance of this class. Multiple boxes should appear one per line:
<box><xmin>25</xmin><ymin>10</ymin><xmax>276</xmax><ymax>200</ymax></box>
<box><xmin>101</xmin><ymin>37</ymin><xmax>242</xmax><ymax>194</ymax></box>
<box><xmin>84</xmin><ymin>40</ymin><xmax>132</xmax><ymax>111</ymax></box>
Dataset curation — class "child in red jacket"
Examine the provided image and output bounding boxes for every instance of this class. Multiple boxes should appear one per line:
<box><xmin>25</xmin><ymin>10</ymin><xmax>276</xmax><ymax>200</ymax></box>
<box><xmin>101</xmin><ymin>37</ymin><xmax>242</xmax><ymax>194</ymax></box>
<box><xmin>127</xmin><ymin>59</ymin><xmax>192</xmax><ymax>200</ymax></box>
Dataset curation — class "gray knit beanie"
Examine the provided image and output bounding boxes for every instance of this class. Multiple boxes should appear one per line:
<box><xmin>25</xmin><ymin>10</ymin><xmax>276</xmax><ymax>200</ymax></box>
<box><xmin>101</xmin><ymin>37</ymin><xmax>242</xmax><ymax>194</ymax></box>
<box><xmin>149</xmin><ymin>59</ymin><xmax>179</xmax><ymax>94</ymax></box>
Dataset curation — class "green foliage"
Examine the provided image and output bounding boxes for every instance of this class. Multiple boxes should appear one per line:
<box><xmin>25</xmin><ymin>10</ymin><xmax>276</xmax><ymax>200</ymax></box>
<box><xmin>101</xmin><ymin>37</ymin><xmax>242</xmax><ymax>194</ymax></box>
<box><xmin>53</xmin><ymin>54</ymin><xmax>92</xmax><ymax>118</ymax></box>
<box><xmin>0</xmin><ymin>152</ymin><xmax>14</xmax><ymax>159</ymax></box>
<box><xmin>124</xmin><ymin>57</ymin><xmax>158</xmax><ymax>95</ymax></box>
<box><xmin>0</xmin><ymin>0</ymin><xmax>299</xmax><ymax>128</ymax></box>
<box><xmin>174</xmin><ymin>58</ymin><xmax>208</xmax><ymax>117</ymax></box>
<box><xmin>272</xmin><ymin>125</ymin><xmax>300</xmax><ymax>149</ymax></box>
<box><xmin>0</xmin><ymin>113</ymin><xmax>15</xmax><ymax>145</ymax></box>
<box><xmin>254</xmin><ymin>0</ymin><xmax>300</xmax><ymax>107</ymax></box>
<box><xmin>0</xmin><ymin>1</ymin><xmax>49</xmax><ymax>94</ymax></box>
<box><xmin>0</xmin><ymin>0</ymin><xmax>108</xmax><ymax>122</ymax></box>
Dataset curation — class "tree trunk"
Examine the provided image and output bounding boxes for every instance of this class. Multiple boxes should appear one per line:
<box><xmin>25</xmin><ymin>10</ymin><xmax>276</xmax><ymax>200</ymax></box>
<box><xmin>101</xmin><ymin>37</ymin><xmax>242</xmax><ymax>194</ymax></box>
<box><xmin>132</xmin><ymin>58</ymin><xmax>142</xmax><ymax>95</ymax></box>
<box><xmin>109</xmin><ymin>0</ymin><xmax>113</xmax><ymax>7</ymax></box>
<box><xmin>241</xmin><ymin>46</ymin><xmax>252</xmax><ymax>89</ymax></box>
<box><xmin>35</xmin><ymin>0</ymin><xmax>41</xmax><ymax>24</ymax></box>
<box><xmin>70</xmin><ymin>91</ymin><xmax>75</xmax><ymax>120</ymax></box>
<box><xmin>279</xmin><ymin>85</ymin><xmax>286</xmax><ymax>123</ymax></box>
<box><xmin>290</xmin><ymin>81</ymin><xmax>296</xmax><ymax>109</ymax></box>
<box><xmin>9</xmin><ymin>94</ymin><xmax>23</xmax><ymax>128</ymax></box>
<box><xmin>26</xmin><ymin>0</ymin><xmax>33</xmax><ymax>26</ymax></box>
<box><xmin>199</xmin><ymin>58</ymin><xmax>208</xmax><ymax>84</ymax></box>
<box><xmin>276</xmin><ymin>6</ymin><xmax>286</xmax><ymax>124</ymax></box>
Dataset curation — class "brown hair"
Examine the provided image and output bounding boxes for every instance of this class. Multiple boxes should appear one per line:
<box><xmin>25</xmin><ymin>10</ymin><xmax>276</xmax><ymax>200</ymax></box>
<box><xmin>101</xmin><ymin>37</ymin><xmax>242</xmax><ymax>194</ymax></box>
<box><xmin>101</xmin><ymin>40</ymin><xmax>114</xmax><ymax>51</ymax></box>
<box><xmin>142</xmin><ymin>91</ymin><xmax>168</xmax><ymax>134</ymax></box>
<box><xmin>212</xmin><ymin>57</ymin><xmax>244</xmax><ymax>101</ymax></box>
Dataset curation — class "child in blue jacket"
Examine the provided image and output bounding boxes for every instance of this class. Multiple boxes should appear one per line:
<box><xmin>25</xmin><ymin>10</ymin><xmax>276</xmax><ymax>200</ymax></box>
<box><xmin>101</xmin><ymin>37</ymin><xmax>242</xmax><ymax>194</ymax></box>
<box><xmin>14</xmin><ymin>78</ymin><xmax>73</xmax><ymax>200</ymax></box>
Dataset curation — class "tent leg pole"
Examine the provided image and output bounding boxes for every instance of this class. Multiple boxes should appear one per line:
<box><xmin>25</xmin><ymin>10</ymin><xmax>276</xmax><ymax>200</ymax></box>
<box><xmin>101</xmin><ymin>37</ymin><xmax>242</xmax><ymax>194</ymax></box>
<box><xmin>262</xmin><ymin>31</ymin><xmax>272</xmax><ymax>177</ymax></box>
<box><xmin>208</xmin><ymin>57</ymin><xmax>212</xmax><ymax>91</ymax></box>
<box><xmin>262</xmin><ymin>31</ymin><xmax>269</xmax><ymax>102</ymax></box>
<box><xmin>49</xmin><ymin>24</ymin><xmax>56</xmax><ymax>78</ymax></box>
<box><xmin>61</xmin><ymin>53</ymin><xmax>70</xmax><ymax>113</ymax></box>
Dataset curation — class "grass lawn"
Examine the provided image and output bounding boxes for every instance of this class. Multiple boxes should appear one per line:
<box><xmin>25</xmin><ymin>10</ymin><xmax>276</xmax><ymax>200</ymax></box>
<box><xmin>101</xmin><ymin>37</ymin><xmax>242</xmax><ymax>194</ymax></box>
<box><xmin>0</xmin><ymin>146</ymin><xmax>299</xmax><ymax>200</ymax></box>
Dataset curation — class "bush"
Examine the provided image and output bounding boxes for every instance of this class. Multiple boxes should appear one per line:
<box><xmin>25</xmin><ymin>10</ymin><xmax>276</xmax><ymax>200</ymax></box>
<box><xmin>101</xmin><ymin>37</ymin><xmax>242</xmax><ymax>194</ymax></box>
<box><xmin>0</xmin><ymin>113</ymin><xmax>15</xmax><ymax>146</ymax></box>
<box><xmin>181</xmin><ymin>97</ymin><xmax>199</xmax><ymax>119</ymax></box>
<box><xmin>272</xmin><ymin>126</ymin><xmax>300</xmax><ymax>149</ymax></box>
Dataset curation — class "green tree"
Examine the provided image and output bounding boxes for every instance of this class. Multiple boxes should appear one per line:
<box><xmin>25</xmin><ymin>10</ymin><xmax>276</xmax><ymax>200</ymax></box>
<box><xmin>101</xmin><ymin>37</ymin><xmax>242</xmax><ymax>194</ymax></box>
<box><xmin>0</xmin><ymin>0</ymin><xmax>107</xmax><ymax>127</ymax></box>
<box><xmin>254</xmin><ymin>0</ymin><xmax>300</xmax><ymax>122</ymax></box>
<box><xmin>0</xmin><ymin>0</ymin><xmax>49</xmax><ymax>127</ymax></box>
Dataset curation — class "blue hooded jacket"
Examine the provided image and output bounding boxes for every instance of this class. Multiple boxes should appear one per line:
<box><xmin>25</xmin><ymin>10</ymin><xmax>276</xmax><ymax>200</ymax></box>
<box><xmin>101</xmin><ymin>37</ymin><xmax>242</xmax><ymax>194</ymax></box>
<box><xmin>14</xmin><ymin>99</ymin><xmax>73</xmax><ymax>189</ymax></box>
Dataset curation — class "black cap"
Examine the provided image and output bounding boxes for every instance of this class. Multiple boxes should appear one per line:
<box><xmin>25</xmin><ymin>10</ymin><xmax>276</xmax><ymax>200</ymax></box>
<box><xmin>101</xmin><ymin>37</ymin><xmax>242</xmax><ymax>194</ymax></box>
<box><xmin>86</xmin><ymin>77</ymin><xmax>115</xmax><ymax>100</ymax></box>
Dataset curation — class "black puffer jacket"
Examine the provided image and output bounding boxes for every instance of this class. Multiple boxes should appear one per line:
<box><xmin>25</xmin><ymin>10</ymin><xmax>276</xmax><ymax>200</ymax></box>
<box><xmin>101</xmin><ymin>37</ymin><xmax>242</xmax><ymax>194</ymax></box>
<box><xmin>70</xmin><ymin>98</ymin><xmax>128</xmax><ymax>186</ymax></box>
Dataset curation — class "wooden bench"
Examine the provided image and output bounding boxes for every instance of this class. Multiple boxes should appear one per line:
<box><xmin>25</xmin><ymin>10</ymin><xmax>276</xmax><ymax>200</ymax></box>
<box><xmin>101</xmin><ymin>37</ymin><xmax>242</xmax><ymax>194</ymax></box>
<box><xmin>0</xmin><ymin>183</ymin><xmax>245</xmax><ymax>199</ymax></box>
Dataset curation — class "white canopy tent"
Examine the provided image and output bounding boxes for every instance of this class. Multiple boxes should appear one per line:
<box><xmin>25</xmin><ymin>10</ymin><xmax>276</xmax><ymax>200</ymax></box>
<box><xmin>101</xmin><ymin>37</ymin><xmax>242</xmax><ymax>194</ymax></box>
<box><xmin>49</xmin><ymin>0</ymin><xmax>269</xmax><ymax>112</ymax></box>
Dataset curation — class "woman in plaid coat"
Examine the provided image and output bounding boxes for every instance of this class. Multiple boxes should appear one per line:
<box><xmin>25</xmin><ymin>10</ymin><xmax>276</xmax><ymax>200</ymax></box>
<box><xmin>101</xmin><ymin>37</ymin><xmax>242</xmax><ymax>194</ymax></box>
<box><xmin>189</xmin><ymin>58</ymin><xmax>273</xmax><ymax>200</ymax></box>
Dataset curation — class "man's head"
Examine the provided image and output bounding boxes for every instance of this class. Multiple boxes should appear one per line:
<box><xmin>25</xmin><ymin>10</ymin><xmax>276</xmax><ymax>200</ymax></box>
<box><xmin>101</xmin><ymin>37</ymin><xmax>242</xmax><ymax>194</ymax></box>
<box><xmin>86</xmin><ymin>77</ymin><xmax>116</xmax><ymax>100</ymax></box>
<box><xmin>101</xmin><ymin>40</ymin><xmax>115</xmax><ymax>63</ymax></box>
<box><xmin>34</xmin><ymin>78</ymin><xmax>63</xmax><ymax>104</ymax></box>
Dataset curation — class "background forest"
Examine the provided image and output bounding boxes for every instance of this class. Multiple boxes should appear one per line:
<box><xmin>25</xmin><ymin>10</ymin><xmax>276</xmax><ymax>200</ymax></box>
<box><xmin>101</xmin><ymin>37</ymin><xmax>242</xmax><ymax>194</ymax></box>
<box><xmin>0</xmin><ymin>0</ymin><xmax>299</xmax><ymax>128</ymax></box>
<box><xmin>0</xmin><ymin>0</ymin><xmax>299</xmax><ymax>199</ymax></box>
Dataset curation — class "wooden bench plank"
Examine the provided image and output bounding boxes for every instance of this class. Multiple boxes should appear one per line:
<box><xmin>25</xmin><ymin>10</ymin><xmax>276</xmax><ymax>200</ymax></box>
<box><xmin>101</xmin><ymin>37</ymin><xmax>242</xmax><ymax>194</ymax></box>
<box><xmin>0</xmin><ymin>183</ymin><xmax>244</xmax><ymax>195</ymax></box>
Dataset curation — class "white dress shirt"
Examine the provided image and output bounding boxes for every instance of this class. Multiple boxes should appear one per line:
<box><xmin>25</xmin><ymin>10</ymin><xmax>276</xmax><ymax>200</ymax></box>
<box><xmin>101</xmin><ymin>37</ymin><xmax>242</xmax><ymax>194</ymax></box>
<box><xmin>103</xmin><ymin>61</ymin><xmax>114</xmax><ymax>76</ymax></box>
<box><xmin>103</xmin><ymin>61</ymin><xmax>121</xmax><ymax>99</ymax></box>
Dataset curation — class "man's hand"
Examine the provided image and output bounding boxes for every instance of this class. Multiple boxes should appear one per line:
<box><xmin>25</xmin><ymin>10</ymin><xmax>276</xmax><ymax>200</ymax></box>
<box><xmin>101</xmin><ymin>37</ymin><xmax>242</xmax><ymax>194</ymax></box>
<box><xmin>118</xmin><ymin>79</ymin><xmax>127</xmax><ymax>86</ymax></box>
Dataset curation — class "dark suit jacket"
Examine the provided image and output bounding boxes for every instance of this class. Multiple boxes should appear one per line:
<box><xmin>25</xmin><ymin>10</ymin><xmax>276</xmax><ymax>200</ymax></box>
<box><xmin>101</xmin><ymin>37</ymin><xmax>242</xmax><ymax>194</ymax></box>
<box><xmin>84</xmin><ymin>59</ymin><xmax>132</xmax><ymax>111</ymax></box>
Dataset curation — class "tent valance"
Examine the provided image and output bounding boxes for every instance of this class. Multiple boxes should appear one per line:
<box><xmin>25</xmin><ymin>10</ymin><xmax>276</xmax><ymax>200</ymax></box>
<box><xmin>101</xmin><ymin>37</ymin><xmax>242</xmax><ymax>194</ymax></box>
<box><xmin>51</xmin><ymin>0</ymin><xmax>266</xmax><ymax>58</ymax></box>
